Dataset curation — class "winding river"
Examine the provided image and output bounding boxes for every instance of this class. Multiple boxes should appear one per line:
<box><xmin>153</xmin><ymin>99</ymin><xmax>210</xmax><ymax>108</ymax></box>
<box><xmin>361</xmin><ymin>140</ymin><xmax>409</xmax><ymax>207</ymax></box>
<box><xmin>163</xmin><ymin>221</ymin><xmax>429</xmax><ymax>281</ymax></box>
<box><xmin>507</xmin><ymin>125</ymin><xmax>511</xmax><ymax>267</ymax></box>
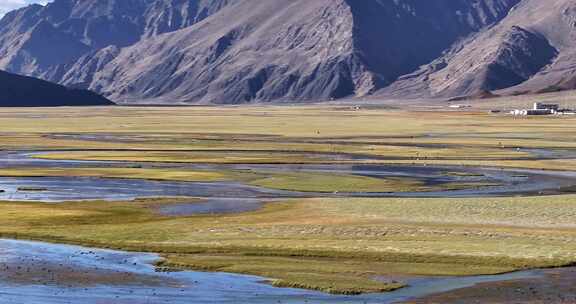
<box><xmin>1</xmin><ymin>151</ymin><xmax>576</xmax><ymax>204</ymax></box>
<box><xmin>1</xmin><ymin>150</ymin><xmax>576</xmax><ymax>302</ymax></box>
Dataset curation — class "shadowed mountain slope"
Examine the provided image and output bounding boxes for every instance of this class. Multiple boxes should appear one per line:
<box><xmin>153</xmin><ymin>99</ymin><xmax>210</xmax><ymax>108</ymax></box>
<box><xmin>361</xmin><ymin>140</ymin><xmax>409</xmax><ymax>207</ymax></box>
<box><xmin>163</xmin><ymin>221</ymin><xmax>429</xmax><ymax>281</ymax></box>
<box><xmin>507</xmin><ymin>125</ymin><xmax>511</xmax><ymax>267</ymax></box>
<box><xmin>0</xmin><ymin>70</ymin><xmax>113</xmax><ymax>106</ymax></box>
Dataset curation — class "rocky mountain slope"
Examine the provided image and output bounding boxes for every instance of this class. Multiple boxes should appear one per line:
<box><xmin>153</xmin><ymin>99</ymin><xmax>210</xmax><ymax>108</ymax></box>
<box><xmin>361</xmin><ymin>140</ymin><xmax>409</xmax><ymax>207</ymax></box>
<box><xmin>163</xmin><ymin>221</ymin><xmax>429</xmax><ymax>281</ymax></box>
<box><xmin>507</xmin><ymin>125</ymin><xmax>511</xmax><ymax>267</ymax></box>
<box><xmin>0</xmin><ymin>0</ymin><xmax>574</xmax><ymax>103</ymax></box>
<box><xmin>0</xmin><ymin>69</ymin><xmax>113</xmax><ymax>106</ymax></box>
<box><xmin>382</xmin><ymin>0</ymin><xmax>576</xmax><ymax>98</ymax></box>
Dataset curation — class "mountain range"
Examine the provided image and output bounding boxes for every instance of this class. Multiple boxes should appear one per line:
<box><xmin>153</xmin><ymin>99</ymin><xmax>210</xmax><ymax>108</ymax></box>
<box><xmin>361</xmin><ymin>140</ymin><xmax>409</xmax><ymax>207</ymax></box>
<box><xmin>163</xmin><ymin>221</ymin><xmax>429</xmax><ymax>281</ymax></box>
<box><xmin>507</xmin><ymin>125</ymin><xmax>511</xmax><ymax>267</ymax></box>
<box><xmin>0</xmin><ymin>0</ymin><xmax>574</xmax><ymax>104</ymax></box>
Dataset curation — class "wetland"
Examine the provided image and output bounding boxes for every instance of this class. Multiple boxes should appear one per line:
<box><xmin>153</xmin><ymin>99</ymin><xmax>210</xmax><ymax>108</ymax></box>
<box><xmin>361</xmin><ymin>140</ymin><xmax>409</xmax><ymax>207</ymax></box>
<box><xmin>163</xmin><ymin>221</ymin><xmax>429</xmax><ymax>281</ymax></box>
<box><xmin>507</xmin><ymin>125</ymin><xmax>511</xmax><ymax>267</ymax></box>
<box><xmin>1</xmin><ymin>106</ymin><xmax>576</xmax><ymax>302</ymax></box>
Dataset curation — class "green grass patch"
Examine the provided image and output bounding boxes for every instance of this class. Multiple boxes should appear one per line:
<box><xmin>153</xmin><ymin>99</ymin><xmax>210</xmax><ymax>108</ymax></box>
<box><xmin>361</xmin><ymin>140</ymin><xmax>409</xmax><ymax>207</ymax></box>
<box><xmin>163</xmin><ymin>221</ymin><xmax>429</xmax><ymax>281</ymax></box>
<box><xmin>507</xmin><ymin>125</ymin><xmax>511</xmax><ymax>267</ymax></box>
<box><xmin>1</xmin><ymin>195</ymin><xmax>576</xmax><ymax>294</ymax></box>
<box><xmin>249</xmin><ymin>172</ymin><xmax>424</xmax><ymax>193</ymax></box>
<box><xmin>0</xmin><ymin>167</ymin><xmax>228</xmax><ymax>182</ymax></box>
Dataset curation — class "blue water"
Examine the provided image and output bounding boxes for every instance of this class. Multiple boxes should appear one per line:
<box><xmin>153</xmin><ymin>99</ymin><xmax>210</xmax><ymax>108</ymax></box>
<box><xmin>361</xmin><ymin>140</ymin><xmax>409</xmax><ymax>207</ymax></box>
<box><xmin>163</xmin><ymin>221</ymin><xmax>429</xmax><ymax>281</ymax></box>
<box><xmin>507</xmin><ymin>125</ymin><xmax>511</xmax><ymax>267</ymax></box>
<box><xmin>0</xmin><ymin>239</ymin><xmax>542</xmax><ymax>304</ymax></box>
<box><xmin>2</xmin><ymin>151</ymin><xmax>575</xmax><ymax>206</ymax></box>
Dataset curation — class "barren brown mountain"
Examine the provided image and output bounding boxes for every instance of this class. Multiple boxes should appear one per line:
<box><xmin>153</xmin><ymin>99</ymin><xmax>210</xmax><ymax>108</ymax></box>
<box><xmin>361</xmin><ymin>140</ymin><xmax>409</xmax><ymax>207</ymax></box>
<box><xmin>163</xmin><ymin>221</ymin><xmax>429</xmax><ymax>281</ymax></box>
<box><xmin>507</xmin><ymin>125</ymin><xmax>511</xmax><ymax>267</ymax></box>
<box><xmin>0</xmin><ymin>0</ymin><xmax>574</xmax><ymax>104</ymax></box>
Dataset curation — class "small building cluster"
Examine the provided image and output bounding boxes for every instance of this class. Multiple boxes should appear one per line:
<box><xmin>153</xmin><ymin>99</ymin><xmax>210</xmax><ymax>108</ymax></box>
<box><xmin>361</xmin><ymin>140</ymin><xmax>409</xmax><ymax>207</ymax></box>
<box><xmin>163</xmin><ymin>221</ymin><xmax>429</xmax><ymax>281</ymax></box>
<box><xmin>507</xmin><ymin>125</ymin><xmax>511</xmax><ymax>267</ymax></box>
<box><xmin>510</xmin><ymin>102</ymin><xmax>575</xmax><ymax>116</ymax></box>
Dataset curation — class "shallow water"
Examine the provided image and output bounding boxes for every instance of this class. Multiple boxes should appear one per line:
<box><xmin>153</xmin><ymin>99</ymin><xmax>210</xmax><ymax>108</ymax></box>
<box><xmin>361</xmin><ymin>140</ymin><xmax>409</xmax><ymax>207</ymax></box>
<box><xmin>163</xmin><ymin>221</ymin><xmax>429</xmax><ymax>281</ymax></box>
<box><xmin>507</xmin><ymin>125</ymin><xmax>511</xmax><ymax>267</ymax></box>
<box><xmin>0</xmin><ymin>151</ymin><xmax>574</xmax><ymax>302</ymax></box>
<box><xmin>0</xmin><ymin>149</ymin><xmax>575</xmax><ymax>221</ymax></box>
<box><xmin>0</xmin><ymin>239</ymin><xmax>544</xmax><ymax>304</ymax></box>
<box><xmin>0</xmin><ymin>177</ymin><xmax>299</xmax><ymax>202</ymax></box>
<box><xmin>0</xmin><ymin>166</ymin><xmax>573</xmax><ymax>203</ymax></box>
<box><xmin>157</xmin><ymin>198</ymin><xmax>266</xmax><ymax>216</ymax></box>
<box><xmin>3</xmin><ymin>151</ymin><xmax>576</xmax><ymax>201</ymax></box>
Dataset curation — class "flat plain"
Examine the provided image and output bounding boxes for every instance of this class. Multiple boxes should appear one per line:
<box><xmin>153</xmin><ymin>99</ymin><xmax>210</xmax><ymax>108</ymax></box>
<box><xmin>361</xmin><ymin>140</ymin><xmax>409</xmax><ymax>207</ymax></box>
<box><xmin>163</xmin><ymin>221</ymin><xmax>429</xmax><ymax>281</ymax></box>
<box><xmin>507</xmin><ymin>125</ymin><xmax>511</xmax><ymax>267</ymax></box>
<box><xmin>1</xmin><ymin>104</ymin><xmax>576</xmax><ymax>295</ymax></box>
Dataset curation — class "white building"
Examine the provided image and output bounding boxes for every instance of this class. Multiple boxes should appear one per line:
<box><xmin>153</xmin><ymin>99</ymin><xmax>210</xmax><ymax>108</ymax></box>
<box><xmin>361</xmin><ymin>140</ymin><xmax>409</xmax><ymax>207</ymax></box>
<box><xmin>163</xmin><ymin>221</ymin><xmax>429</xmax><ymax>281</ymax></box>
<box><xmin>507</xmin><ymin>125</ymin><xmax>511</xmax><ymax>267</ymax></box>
<box><xmin>534</xmin><ymin>102</ymin><xmax>559</xmax><ymax>112</ymax></box>
<box><xmin>511</xmin><ymin>102</ymin><xmax>560</xmax><ymax>116</ymax></box>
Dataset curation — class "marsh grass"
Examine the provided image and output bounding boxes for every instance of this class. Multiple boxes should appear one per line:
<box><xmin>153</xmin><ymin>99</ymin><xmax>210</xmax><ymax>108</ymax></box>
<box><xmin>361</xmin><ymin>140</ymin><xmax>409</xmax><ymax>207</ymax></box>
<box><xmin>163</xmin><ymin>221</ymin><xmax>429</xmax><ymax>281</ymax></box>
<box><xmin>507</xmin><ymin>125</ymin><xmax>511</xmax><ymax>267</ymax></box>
<box><xmin>0</xmin><ymin>167</ymin><xmax>228</xmax><ymax>182</ymax></box>
<box><xmin>2</xmin><ymin>107</ymin><xmax>576</xmax><ymax>170</ymax></box>
<box><xmin>2</xmin><ymin>106</ymin><xmax>576</xmax><ymax>293</ymax></box>
<box><xmin>248</xmin><ymin>172</ymin><xmax>424</xmax><ymax>193</ymax></box>
<box><xmin>1</xmin><ymin>195</ymin><xmax>576</xmax><ymax>293</ymax></box>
